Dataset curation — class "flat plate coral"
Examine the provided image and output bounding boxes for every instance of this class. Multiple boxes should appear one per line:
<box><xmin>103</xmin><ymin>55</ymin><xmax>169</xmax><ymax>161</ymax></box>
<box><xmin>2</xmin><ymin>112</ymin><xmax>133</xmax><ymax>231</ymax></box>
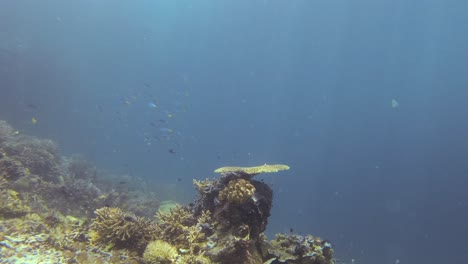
<box><xmin>214</xmin><ymin>164</ymin><xmax>290</xmax><ymax>175</ymax></box>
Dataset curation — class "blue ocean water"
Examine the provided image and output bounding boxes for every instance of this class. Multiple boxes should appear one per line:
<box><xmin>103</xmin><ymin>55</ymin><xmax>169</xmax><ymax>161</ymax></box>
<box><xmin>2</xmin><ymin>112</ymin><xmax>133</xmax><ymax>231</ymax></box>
<box><xmin>1</xmin><ymin>1</ymin><xmax>467</xmax><ymax>263</ymax></box>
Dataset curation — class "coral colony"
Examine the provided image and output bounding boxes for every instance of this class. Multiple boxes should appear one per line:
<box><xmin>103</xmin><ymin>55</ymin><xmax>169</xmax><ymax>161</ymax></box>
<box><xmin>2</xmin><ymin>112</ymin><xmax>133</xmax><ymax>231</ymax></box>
<box><xmin>0</xmin><ymin>120</ymin><xmax>334</xmax><ymax>263</ymax></box>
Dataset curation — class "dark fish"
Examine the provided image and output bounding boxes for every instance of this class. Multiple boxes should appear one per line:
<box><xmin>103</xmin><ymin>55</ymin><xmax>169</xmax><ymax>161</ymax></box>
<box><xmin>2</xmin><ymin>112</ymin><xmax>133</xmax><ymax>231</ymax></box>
<box><xmin>168</xmin><ymin>148</ymin><xmax>177</xmax><ymax>154</ymax></box>
<box><xmin>177</xmin><ymin>178</ymin><xmax>182</xmax><ymax>182</ymax></box>
<box><xmin>118</xmin><ymin>181</ymin><xmax>127</xmax><ymax>185</ymax></box>
<box><xmin>290</xmin><ymin>228</ymin><xmax>294</xmax><ymax>233</ymax></box>
<box><xmin>27</xmin><ymin>104</ymin><xmax>38</xmax><ymax>109</ymax></box>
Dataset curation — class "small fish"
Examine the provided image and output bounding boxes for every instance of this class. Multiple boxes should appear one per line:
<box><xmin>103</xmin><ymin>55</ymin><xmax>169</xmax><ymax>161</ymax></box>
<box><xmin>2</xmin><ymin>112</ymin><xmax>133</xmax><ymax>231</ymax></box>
<box><xmin>290</xmin><ymin>228</ymin><xmax>294</xmax><ymax>233</ymax></box>
<box><xmin>27</xmin><ymin>104</ymin><xmax>38</xmax><ymax>109</ymax></box>
<box><xmin>177</xmin><ymin>178</ymin><xmax>182</xmax><ymax>182</ymax></box>
<box><xmin>160</xmin><ymin>127</ymin><xmax>173</xmax><ymax>133</ymax></box>
<box><xmin>167</xmin><ymin>113</ymin><xmax>173</xmax><ymax>118</ymax></box>
<box><xmin>31</xmin><ymin>117</ymin><xmax>37</xmax><ymax>124</ymax></box>
<box><xmin>148</xmin><ymin>101</ymin><xmax>157</xmax><ymax>109</ymax></box>
<box><xmin>391</xmin><ymin>99</ymin><xmax>399</xmax><ymax>108</ymax></box>
<box><xmin>168</xmin><ymin>148</ymin><xmax>177</xmax><ymax>154</ymax></box>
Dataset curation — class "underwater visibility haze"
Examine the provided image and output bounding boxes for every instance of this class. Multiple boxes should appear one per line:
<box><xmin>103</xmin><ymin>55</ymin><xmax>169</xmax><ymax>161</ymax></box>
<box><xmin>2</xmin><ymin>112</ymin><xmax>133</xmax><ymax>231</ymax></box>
<box><xmin>1</xmin><ymin>1</ymin><xmax>468</xmax><ymax>263</ymax></box>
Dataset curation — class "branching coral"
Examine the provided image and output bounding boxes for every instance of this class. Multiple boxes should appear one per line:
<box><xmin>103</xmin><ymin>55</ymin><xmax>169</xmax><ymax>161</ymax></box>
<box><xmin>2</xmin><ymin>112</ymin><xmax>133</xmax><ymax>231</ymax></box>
<box><xmin>193</xmin><ymin>178</ymin><xmax>214</xmax><ymax>193</ymax></box>
<box><xmin>156</xmin><ymin>206</ymin><xmax>198</xmax><ymax>248</ymax></box>
<box><xmin>89</xmin><ymin>207</ymin><xmax>158</xmax><ymax>255</ymax></box>
<box><xmin>155</xmin><ymin>206</ymin><xmax>214</xmax><ymax>262</ymax></box>
<box><xmin>218</xmin><ymin>179</ymin><xmax>256</xmax><ymax>204</ymax></box>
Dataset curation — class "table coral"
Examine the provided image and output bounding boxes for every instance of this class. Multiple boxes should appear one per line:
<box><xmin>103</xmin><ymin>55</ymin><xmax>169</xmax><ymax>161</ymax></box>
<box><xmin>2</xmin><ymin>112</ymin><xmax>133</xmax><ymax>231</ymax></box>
<box><xmin>214</xmin><ymin>164</ymin><xmax>290</xmax><ymax>175</ymax></box>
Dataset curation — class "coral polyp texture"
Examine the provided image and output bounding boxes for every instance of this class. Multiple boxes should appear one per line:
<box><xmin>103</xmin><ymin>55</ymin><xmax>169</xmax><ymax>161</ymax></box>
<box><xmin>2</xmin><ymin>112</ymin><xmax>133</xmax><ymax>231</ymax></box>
<box><xmin>89</xmin><ymin>207</ymin><xmax>158</xmax><ymax>254</ymax></box>
<box><xmin>143</xmin><ymin>240</ymin><xmax>179</xmax><ymax>264</ymax></box>
<box><xmin>218</xmin><ymin>178</ymin><xmax>256</xmax><ymax>204</ymax></box>
<box><xmin>0</xmin><ymin>120</ymin><xmax>334</xmax><ymax>264</ymax></box>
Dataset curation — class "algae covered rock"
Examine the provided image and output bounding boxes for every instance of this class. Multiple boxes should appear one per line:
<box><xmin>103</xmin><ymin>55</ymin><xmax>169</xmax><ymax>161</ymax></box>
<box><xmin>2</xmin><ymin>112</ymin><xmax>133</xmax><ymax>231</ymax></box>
<box><xmin>0</xmin><ymin>188</ymin><xmax>31</xmax><ymax>218</ymax></box>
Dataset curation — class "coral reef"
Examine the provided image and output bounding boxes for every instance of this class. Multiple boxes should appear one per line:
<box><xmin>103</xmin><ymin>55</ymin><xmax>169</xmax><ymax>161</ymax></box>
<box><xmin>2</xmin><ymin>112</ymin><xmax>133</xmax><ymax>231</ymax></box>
<box><xmin>266</xmin><ymin>234</ymin><xmax>334</xmax><ymax>264</ymax></box>
<box><xmin>191</xmin><ymin>168</ymin><xmax>275</xmax><ymax>263</ymax></box>
<box><xmin>0</xmin><ymin>120</ymin><xmax>335</xmax><ymax>264</ymax></box>
<box><xmin>143</xmin><ymin>240</ymin><xmax>178</xmax><ymax>264</ymax></box>
<box><xmin>89</xmin><ymin>207</ymin><xmax>158</xmax><ymax>254</ymax></box>
<box><xmin>2</xmin><ymin>136</ymin><xmax>63</xmax><ymax>182</ymax></box>
<box><xmin>64</xmin><ymin>155</ymin><xmax>97</xmax><ymax>181</ymax></box>
<box><xmin>0</xmin><ymin>184</ymin><xmax>31</xmax><ymax>218</ymax></box>
<box><xmin>218</xmin><ymin>178</ymin><xmax>256</xmax><ymax>204</ymax></box>
<box><xmin>0</xmin><ymin>120</ymin><xmax>15</xmax><ymax>144</ymax></box>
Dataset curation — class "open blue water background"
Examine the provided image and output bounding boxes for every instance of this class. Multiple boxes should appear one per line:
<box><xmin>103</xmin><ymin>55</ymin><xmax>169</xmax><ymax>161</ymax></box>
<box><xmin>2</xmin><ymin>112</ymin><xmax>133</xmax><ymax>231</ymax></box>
<box><xmin>1</xmin><ymin>1</ymin><xmax>468</xmax><ymax>263</ymax></box>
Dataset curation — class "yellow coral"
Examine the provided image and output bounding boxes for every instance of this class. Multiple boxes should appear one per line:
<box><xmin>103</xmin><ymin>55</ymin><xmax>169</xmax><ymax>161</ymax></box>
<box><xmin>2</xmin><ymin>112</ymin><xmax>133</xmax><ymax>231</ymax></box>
<box><xmin>214</xmin><ymin>164</ymin><xmax>290</xmax><ymax>175</ymax></box>
<box><xmin>90</xmin><ymin>207</ymin><xmax>158</xmax><ymax>254</ymax></box>
<box><xmin>143</xmin><ymin>240</ymin><xmax>179</xmax><ymax>264</ymax></box>
<box><xmin>0</xmin><ymin>188</ymin><xmax>31</xmax><ymax>218</ymax></box>
<box><xmin>179</xmin><ymin>253</ymin><xmax>213</xmax><ymax>264</ymax></box>
<box><xmin>218</xmin><ymin>179</ymin><xmax>256</xmax><ymax>204</ymax></box>
<box><xmin>193</xmin><ymin>178</ymin><xmax>213</xmax><ymax>192</ymax></box>
<box><xmin>156</xmin><ymin>206</ymin><xmax>198</xmax><ymax>248</ymax></box>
